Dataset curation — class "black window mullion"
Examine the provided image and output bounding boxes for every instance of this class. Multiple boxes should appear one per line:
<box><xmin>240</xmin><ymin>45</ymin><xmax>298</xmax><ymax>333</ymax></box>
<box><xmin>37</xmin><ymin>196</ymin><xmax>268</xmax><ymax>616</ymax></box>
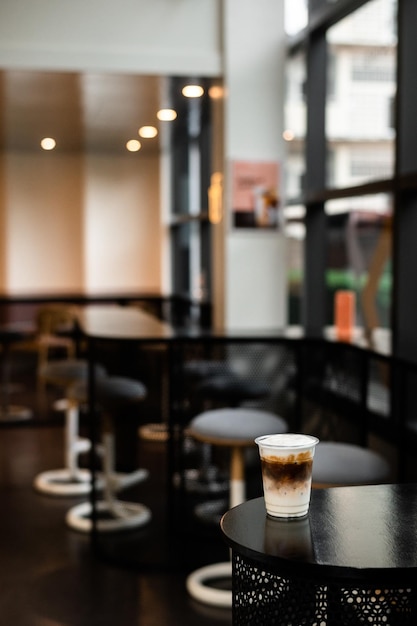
<box><xmin>303</xmin><ymin>28</ymin><xmax>327</xmax><ymax>334</ymax></box>
<box><xmin>392</xmin><ymin>0</ymin><xmax>417</xmax><ymax>362</ymax></box>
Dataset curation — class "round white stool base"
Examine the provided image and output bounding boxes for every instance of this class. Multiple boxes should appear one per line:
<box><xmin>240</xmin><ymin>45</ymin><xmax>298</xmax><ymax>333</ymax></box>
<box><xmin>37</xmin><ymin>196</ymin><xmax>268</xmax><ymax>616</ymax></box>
<box><xmin>138</xmin><ymin>423</ymin><xmax>169</xmax><ymax>442</ymax></box>
<box><xmin>66</xmin><ymin>500</ymin><xmax>152</xmax><ymax>533</ymax></box>
<box><xmin>0</xmin><ymin>405</ymin><xmax>33</xmax><ymax>422</ymax></box>
<box><xmin>186</xmin><ymin>562</ymin><xmax>233</xmax><ymax>608</ymax></box>
<box><xmin>33</xmin><ymin>468</ymin><xmax>92</xmax><ymax>496</ymax></box>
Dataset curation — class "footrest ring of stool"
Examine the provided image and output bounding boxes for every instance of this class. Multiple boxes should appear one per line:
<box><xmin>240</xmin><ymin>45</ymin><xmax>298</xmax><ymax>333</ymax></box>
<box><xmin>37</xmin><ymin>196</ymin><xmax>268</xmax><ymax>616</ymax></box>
<box><xmin>66</xmin><ymin>499</ymin><xmax>152</xmax><ymax>533</ymax></box>
<box><xmin>33</xmin><ymin>468</ymin><xmax>92</xmax><ymax>496</ymax></box>
<box><xmin>186</xmin><ymin>562</ymin><xmax>233</xmax><ymax>608</ymax></box>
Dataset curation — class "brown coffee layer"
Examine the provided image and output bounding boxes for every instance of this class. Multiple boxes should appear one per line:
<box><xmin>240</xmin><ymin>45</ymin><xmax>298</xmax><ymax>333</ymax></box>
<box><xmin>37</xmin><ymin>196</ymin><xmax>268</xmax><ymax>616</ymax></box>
<box><xmin>261</xmin><ymin>453</ymin><xmax>312</xmax><ymax>484</ymax></box>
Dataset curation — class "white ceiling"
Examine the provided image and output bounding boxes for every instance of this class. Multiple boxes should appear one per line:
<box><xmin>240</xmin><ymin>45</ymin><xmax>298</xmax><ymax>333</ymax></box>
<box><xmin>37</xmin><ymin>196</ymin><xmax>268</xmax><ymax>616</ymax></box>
<box><xmin>0</xmin><ymin>69</ymin><xmax>169</xmax><ymax>154</ymax></box>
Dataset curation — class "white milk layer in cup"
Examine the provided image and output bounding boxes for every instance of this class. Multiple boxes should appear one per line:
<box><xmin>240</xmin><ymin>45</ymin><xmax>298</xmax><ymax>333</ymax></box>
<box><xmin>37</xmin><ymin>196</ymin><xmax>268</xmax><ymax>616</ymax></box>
<box><xmin>255</xmin><ymin>433</ymin><xmax>319</xmax><ymax>519</ymax></box>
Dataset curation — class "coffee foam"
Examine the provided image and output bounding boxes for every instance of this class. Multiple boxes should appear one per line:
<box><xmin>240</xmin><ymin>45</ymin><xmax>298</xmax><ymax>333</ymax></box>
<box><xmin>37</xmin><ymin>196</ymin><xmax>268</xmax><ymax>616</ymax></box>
<box><xmin>257</xmin><ymin>433</ymin><xmax>318</xmax><ymax>449</ymax></box>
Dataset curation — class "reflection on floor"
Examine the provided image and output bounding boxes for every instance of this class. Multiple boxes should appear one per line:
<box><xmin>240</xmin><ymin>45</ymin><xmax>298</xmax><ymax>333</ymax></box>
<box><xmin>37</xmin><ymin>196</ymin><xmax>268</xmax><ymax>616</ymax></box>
<box><xmin>0</xmin><ymin>350</ymin><xmax>236</xmax><ymax>626</ymax></box>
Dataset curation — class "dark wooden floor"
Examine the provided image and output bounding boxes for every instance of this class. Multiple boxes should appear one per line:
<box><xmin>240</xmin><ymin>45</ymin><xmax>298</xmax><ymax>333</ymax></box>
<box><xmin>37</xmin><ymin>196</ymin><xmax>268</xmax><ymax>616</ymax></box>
<box><xmin>0</xmin><ymin>349</ymin><xmax>236</xmax><ymax>626</ymax></box>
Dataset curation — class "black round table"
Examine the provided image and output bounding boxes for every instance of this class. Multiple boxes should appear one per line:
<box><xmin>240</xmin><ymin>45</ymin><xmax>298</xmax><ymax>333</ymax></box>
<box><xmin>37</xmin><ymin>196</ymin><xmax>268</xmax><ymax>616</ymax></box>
<box><xmin>221</xmin><ymin>484</ymin><xmax>417</xmax><ymax>625</ymax></box>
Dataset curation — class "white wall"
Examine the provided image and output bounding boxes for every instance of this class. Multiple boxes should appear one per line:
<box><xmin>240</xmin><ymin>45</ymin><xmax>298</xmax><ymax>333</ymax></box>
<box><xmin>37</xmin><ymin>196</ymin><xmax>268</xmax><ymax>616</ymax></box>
<box><xmin>221</xmin><ymin>0</ymin><xmax>287</xmax><ymax>329</ymax></box>
<box><xmin>84</xmin><ymin>154</ymin><xmax>160</xmax><ymax>293</ymax></box>
<box><xmin>2</xmin><ymin>149</ymin><xmax>160</xmax><ymax>296</ymax></box>
<box><xmin>0</xmin><ymin>0</ymin><xmax>222</xmax><ymax>76</ymax></box>
<box><xmin>5</xmin><ymin>152</ymin><xmax>84</xmax><ymax>292</ymax></box>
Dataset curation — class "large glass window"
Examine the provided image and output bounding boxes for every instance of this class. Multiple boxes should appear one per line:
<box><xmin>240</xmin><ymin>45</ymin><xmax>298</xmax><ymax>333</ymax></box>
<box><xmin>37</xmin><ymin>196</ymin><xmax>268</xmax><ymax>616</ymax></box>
<box><xmin>284</xmin><ymin>52</ymin><xmax>307</xmax><ymax>201</ymax></box>
<box><xmin>284</xmin><ymin>51</ymin><xmax>307</xmax><ymax>324</ymax></box>
<box><xmin>325</xmin><ymin>0</ymin><xmax>397</xmax><ymax>189</ymax></box>
<box><xmin>284</xmin><ymin>0</ymin><xmax>308</xmax><ymax>35</ymax></box>
<box><xmin>284</xmin><ymin>0</ymin><xmax>400</xmax><ymax>338</ymax></box>
<box><xmin>325</xmin><ymin>195</ymin><xmax>392</xmax><ymax>331</ymax></box>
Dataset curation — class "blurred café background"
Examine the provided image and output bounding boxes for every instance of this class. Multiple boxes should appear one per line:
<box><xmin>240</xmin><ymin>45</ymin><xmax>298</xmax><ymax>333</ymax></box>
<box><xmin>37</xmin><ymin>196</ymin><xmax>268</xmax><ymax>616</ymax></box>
<box><xmin>1</xmin><ymin>0</ymin><xmax>416</xmax><ymax>624</ymax></box>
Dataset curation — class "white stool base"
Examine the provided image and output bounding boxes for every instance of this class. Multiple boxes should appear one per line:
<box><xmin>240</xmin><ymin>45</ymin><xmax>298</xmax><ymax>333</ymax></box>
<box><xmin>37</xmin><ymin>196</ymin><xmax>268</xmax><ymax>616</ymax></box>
<box><xmin>186</xmin><ymin>561</ymin><xmax>233</xmax><ymax>608</ymax></box>
<box><xmin>0</xmin><ymin>405</ymin><xmax>33</xmax><ymax>422</ymax></box>
<box><xmin>138</xmin><ymin>422</ymin><xmax>169</xmax><ymax>442</ymax></box>
<box><xmin>66</xmin><ymin>499</ymin><xmax>152</xmax><ymax>533</ymax></box>
<box><xmin>33</xmin><ymin>468</ymin><xmax>92</xmax><ymax>496</ymax></box>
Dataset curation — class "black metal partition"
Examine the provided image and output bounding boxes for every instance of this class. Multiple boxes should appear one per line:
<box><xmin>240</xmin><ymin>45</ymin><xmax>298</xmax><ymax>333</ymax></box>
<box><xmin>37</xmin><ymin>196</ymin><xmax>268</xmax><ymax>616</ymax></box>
<box><xmin>80</xmin><ymin>319</ymin><xmax>417</xmax><ymax>573</ymax></box>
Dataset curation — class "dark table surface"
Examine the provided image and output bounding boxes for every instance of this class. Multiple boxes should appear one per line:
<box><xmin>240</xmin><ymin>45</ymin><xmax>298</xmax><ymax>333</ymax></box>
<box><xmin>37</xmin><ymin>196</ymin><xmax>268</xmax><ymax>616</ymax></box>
<box><xmin>74</xmin><ymin>305</ymin><xmax>392</xmax><ymax>353</ymax></box>
<box><xmin>75</xmin><ymin>305</ymin><xmax>174</xmax><ymax>341</ymax></box>
<box><xmin>221</xmin><ymin>483</ymin><xmax>417</xmax><ymax>585</ymax></box>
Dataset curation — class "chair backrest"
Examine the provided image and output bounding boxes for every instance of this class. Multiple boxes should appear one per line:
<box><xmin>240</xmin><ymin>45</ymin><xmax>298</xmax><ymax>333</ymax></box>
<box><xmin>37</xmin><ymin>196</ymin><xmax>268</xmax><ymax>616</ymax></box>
<box><xmin>35</xmin><ymin>304</ymin><xmax>78</xmax><ymax>374</ymax></box>
<box><xmin>36</xmin><ymin>304</ymin><xmax>78</xmax><ymax>336</ymax></box>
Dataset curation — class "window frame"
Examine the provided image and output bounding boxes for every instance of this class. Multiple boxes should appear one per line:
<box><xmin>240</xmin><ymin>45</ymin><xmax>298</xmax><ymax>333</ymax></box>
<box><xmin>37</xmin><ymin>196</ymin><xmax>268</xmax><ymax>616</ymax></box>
<box><xmin>286</xmin><ymin>0</ymin><xmax>417</xmax><ymax>362</ymax></box>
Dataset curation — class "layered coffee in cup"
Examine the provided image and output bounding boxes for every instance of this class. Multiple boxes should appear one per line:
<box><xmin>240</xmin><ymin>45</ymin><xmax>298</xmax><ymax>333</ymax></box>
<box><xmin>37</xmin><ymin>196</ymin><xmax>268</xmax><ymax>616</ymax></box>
<box><xmin>255</xmin><ymin>433</ymin><xmax>319</xmax><ymax>519</ymax></box>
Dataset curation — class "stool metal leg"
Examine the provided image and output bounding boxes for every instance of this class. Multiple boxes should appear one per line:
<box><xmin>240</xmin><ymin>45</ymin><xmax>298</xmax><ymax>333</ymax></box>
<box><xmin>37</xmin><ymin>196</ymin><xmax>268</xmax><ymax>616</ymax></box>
<box><xmin>65</xmin><ymin>400</ymin><xmax>91</xmax><ymax>479</ymax></box>
<box><xmin>230</xmin><ymin>447</ymin><xmax>245</xmax><ymax>508</ymax></box>
<box><xmin>66</xmin><ymin>427</ymin><xmax>151</xmax><ymax>533</ymax></box>
<box><xmin>34</xmin><ymin>399</ymin><xmax>93</xmax><ymax>496</ymax></box>
<box><xmin>186</xmin><ymin>444</ymin><xmax>246</xmax><ymax>608</ymax></box>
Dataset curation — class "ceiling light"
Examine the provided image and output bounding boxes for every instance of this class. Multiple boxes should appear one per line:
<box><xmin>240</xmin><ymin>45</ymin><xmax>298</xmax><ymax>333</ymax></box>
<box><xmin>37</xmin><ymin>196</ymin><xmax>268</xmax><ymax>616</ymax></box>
<box><xmin>40</xmin><ymin>137</ymin><xmax>56</xmax><ymax>150</ymax></box>
<box><xmin>182</xmin><ymin>84</ymin><xmax>204</xmax><ymax>98</ymax></box>
<box><xmin>283</xmin><ymin>129</ymin><xmax>295</xmax><ymax>141</ymax></box>
<box><xmin>208</xmin><ymin>85</ymin><xmax>224</xmax><ymax>99</ymax></box>
<box><xmin>126</xmin><ymin>139</ymin><xmax>141</xmax><ymax>152</ymax></box>
<box><xmin>138</xmin><ymin>126</ymin><xmax>158</xmax><ymax>138</ymax></box>
<box><xmin>157</xmin><ymin>108</ymin><xmax>177</xmax><ymax>121</ymax></box>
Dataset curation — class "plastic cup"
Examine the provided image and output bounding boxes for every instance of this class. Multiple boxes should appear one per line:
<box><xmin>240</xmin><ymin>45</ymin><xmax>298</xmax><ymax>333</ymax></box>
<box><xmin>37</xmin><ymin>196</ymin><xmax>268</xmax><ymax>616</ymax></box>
<box><xmin>255</xmin><ymin>433</ymin><xmax>319</xmax><ymax>519</ymax></box>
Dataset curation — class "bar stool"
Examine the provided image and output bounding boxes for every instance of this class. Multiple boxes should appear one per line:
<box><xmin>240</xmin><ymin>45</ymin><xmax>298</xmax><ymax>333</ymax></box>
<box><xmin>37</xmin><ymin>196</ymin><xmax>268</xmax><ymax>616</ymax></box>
<box><xmin>33</xmin><ymin>359</ymin><xmax>107</xmax><ymax>496</ymax></box>
<box><xmin>66</xmin><ymin>376</ymin><xmax>151</xmax><ymax>533</ymax></box>
<box><xmin>185</xmin><ymin>407</ymin><xmax>288</xmax><ymax>608</ymax></box>
<box><xmin>176</xmin><ymin>360</ymin><xmax>238</xmax><ymax>495</ymax></box>
<box><xmin>312</xmin><ymin>440</ymin><xmax>390</xmax><ymax>487</ymax></box>
<box><xmin>35</xmin><ymin>303</ymin><xmax>78</xmax><ymax>379</ymax></box>
<box><xmin>184</xmin><ymin>369</ymin><xmax>271</xmax><ymax>497</ymax></box>
<box><xmin>196</xmin><ymin>374</ymin><xmax>270</xmax><ymax>407</ymax></box>
<box><xmin>139</xmin><ymin>359</ymin><xmax>236</xmax><ymax>445</ymax></box>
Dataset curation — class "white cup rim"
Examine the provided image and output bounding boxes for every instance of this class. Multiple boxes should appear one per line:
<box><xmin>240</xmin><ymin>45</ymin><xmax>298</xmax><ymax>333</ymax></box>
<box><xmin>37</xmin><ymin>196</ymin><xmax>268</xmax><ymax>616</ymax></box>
<box><xmin>255</xmin><ymin>433</ymin><xmax>319</xmax><ymax>449</ymax></box>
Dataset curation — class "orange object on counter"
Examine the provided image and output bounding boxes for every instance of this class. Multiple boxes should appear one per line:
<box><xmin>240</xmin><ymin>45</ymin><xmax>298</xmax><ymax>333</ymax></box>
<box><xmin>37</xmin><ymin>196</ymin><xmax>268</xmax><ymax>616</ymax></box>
<box><xmin>334</xmin><ymin>290</ymin><xmax>355</xmax><ymax>342</ymax></box>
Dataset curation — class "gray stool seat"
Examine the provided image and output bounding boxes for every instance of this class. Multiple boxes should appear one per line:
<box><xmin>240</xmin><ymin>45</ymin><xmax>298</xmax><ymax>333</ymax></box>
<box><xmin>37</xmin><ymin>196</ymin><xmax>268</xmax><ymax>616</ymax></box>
<box><xmin>66</xmin><ymin>375</ymin><xmax>151</xmax><ymax>533</ymax></box>
<box><xmin>33</xmin><ymin>359</ymin><xmax>107</xmax><ymax>497</ymax></box>
<box><xmin>179</xmin><ymin>365</ymin><xmax>263</xmax><ymax>496</ymax></box>
<box><xmin>139</xmin><ymin>361</ymin><xmax>228</xmax><ymax>443</ymax></box>
<box><xmin>188</xmin><ymin>407</ymin><xmax>287</xmax><ymax>445</ymax></box>
<box><xmin>186</xmin><ymin>407</ymin><xmax>288</xmax><ymax>608</ymax></box>
<box><xmin>313</xmin><ymin>441</ymin><xmax>390</xmax><ymax>486</ymax></box>
<box><xmin>186</xmin><ymin>370</ymin><xmax>271</xmax><ymax>496</ymax></box>
<box><xmin>197</xmin><ymin>375</ymin><xmax>270</xmax><ymax>405</ymax></box>
<box><xmin>40</xmin><ymin>359</ymin><xmax>105</xmax><ymax>387</ymax></box>
<box><xmin>140</xmin><ymin>360</ymin><xmax>235</xmax><ymax>442</ymax></box>
<box><xmin>184</xmin><ymin>360</ymin><xmax>235</xmax><ymax>381</ymax></box>
<box><xmin>95</xmin><ymin>376</ymin><xmax>147</xmax><ymax>409</ymax></box>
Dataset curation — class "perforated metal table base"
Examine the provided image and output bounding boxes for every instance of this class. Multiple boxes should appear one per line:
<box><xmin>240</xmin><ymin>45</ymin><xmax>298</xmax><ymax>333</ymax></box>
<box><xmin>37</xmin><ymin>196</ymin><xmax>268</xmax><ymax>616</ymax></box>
<box><xmin>221</xmin><ymin>489</ymin><xmax>417</xmax><ymax>626</ymax></box>
<box><xmin>232</xmin><ymin>553</ymin><xmax>414</xmax><ymax>625</ymax></box>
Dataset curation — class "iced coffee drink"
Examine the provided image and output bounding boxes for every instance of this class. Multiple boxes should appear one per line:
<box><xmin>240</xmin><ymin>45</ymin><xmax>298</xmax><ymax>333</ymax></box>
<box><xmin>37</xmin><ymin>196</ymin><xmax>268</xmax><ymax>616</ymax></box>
<box><xmin>255</xmin><ymin>433</ymin><xmax>319</xmax><ymax>519</ymax></box>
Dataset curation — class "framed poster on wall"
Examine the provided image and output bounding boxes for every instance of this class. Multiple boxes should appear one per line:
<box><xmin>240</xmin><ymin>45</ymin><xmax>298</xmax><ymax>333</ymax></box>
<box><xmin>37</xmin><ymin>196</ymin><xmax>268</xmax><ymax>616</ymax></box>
<box><xmin>231</xmin><ymin>160</ymin><xmax>280</xmax><ymax>229</ymax></box>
